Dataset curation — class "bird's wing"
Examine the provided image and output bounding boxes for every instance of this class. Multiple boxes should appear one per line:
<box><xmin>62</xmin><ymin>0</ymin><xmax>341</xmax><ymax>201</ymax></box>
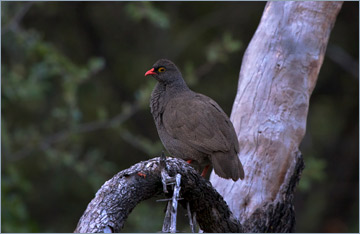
<box><xmin>162</xmin><ymin>93</ymin><xmax>236</xmax><ymax>154</ymax></box>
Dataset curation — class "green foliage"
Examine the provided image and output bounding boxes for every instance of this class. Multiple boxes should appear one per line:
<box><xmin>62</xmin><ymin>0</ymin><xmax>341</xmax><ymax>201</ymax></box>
<box><xmin>183</xmin><ymin>61</ymin><xmax>198</xmax><ymax>86</ymax></box>
<box><xmin>121</xmin><ymin>199</ymin><xmax>164</xmax><ymax>232</ymax></box>
<box><xmin>125</xmin><ymin>2</ymin><xmax>170</xmax><ymax>29</ymax></box>
<box><xmin>2</xmin><ymin>29</ymin><xmax>105</xmax><ymax>126</ymax></box>
<box><xmin>135</xmin><ymin>79</ymin><xmax>157</xmax><ymax>108</ymax></box>
<box><xmin>207</xmin><ymin>32</ymin><xmax>242</xmax><ymax>63</ymax></box>
<box><xmin>2</xmin><ymin>165</ymin><xmax>38</xmax><ymax>232</ymax></box>
<box><xmin>118</xmin><ymin>129</ymin><xmax>163</xmax><ymax>156</ymax></box>
<box><xmin>298</xmin><ymin>156</ymin><xmax>327</xmax><ymax>192</ymax></box>
<box><xmin>2</xmin><ymin>4</ymin><xmax>112</xmax><ymax>232</ymax></box>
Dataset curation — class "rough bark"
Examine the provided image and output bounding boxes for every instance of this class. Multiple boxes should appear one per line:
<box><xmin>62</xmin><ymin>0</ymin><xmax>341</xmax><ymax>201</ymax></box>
<box><xmin>210</xmin><ymin>1</ymin><xmax>343</xmax><ymax>232</ymax></box>
<box><xmin>74</xmin><ymin>157</ymin><xmax>241</xmax><ymax>233</ymax></box>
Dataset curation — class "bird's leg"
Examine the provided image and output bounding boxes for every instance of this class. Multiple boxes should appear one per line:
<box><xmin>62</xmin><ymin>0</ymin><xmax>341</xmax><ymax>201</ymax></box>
<box><xmin>200</xmin><ymin>165</ymin><xmax>210</xmax><ymax>177</ymax></box>
<box><xmin>187</xmin><ymin>160</ymin><xmax>209</xmax><ymax>178</ymax></box>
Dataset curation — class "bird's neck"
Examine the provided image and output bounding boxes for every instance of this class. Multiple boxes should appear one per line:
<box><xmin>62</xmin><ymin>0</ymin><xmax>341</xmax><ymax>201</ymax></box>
<box><xmin>150</xmin><ymin>81</ymin><xmax>191</xmax><ymax>123</ymax></box>
<box><xmin>167</xmin><ymin>79</ymin><xmax>190</xmax><ymax>93</ymax></box>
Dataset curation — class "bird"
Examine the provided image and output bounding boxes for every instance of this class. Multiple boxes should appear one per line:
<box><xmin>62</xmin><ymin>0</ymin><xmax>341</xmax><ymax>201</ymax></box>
<box><xmin>145</xmin><ymin>59</ymin><xmax>245</xmax><ymax>181</ymax></box>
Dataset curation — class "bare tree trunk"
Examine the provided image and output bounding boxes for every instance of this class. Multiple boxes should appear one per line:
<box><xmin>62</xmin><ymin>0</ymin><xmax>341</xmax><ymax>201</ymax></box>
<box><xmin>210</xmin><ymin>1</ymin><xmax>343</xmax><ymax>232</ymax></box>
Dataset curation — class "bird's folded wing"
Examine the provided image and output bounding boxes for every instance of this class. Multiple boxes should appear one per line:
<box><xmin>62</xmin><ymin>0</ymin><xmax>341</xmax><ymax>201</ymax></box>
<box><xmin>162</xmin><ymin>94</ymin><xmax>233</xmax><ymax>154</ymax></box>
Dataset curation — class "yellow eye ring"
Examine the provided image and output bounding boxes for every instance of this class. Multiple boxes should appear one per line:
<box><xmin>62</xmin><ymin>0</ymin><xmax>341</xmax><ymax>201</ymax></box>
<box><xmin>158</xmin><ymin>67</ymin><xmax>166</xmax><ymax>73</ymax></box>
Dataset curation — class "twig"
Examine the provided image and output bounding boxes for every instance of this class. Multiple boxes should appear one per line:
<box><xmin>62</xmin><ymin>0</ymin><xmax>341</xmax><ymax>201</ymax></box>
<box><xmin>326</xmin><ymin>44</ymin><xmax>359</xmax><ymax>79</ymax></box>
<box><xmin>162</xmin><ymin>202</ymin><xmax>172</xmax><ymax>233</ymax></box>
<box><xmin>187</xmin><ymin>202</ymin><xmax>197</xmax><ymax>233</ymax></box>
<box><xmin>170</xmin><ymin>174</ymin><xmax>181</xmax><ymax>233</ymax></box>
<box><xmin>8</xmin><ymin>103</ymin><xmax>141</xmax><ymax>162</ymax></box>
<box><xmin>2</xmin><ymin>2</ymin><xmax>34</xmax><ymax>35</ymax></box>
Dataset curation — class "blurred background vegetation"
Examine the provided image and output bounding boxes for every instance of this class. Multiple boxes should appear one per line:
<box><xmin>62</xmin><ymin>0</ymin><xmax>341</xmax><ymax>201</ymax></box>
<box><xmin>1</xmin><ymin>2</ymin><xmax>358</xmax><ymax>233</ymax></box>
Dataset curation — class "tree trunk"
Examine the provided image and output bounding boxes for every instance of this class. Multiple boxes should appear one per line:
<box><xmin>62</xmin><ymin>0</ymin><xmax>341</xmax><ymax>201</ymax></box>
<box><xmin>210</xmin><ymin>1</ymin><xmax>343</xmax><ymax>232</ymax></box>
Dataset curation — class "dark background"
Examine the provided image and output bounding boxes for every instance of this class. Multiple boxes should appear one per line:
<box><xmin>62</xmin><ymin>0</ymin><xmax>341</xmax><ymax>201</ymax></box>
<box><xmin>2</xmin><ymin>2</ymin><xmax>358</xmax><ymax>233</ymax></box>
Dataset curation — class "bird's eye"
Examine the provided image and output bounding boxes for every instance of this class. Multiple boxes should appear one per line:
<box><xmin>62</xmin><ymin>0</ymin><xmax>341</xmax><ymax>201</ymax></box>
<box><xmin>158</xmin><ymin>67</ymin><xmax>166</xmax><ymax>73</ymax></box>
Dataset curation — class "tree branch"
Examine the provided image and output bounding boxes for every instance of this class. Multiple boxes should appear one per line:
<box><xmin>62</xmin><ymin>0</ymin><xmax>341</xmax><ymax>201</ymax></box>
<box><xmin>326</xmin><ymin>44</ymin><xmax>359</xmax><ymax>79</ymax></box>
<box><xmin>2</xmin><ymin>2</ymin><xmax>34</xmax><ymax>35</ymax></box>
<box><xmin>74</xmin><ymin>157</ymin><xmax>242</xmax><ymax>233</ymax></box>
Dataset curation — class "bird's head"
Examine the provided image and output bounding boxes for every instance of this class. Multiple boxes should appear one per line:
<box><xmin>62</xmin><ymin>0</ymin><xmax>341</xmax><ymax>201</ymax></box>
<box><xmin>144</xmin><ymin>59</ymin><xmax>184</xmax><ymax>86</ymax></box>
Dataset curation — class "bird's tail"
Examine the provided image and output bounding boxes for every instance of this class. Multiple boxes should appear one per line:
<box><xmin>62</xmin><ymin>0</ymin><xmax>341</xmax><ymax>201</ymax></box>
<box><xmin>211</xmin><ymin>152</ymin><xmax>245</xmax><ymax>181</ymax></box>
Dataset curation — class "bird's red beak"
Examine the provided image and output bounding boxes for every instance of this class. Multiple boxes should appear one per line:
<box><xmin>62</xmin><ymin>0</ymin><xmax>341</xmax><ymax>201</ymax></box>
<box><xmin>145</xmin><ymin>68</ymin><xmax>157</xmax><ymax>76</ymax></box>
